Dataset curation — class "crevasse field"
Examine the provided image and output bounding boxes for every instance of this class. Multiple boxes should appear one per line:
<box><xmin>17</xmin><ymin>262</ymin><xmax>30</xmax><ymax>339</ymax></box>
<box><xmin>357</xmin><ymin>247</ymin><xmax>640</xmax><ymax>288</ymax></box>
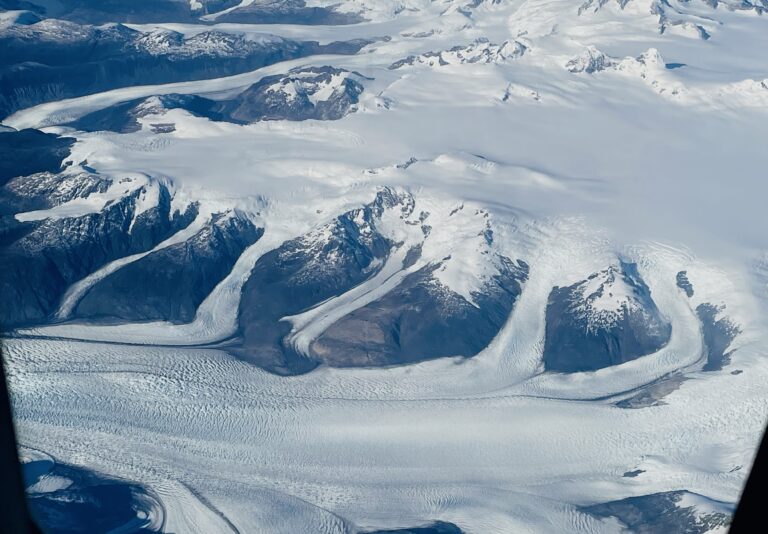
<box><xmin>1</xmin><ymin>1</ymin><xmax>767</xmax><ymax>533</ymax></box>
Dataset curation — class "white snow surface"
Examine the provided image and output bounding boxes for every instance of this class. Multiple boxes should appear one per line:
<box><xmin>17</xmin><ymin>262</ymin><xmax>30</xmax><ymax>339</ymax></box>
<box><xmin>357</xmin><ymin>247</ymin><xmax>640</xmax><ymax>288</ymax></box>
<box><xmin>572</xmin><ymin>265</ymin><xmax>647</xmax><ymax>332</ymax></box>
<box><xmin>3</xmin><ymin>1</ymin><xmax>768</xmax><ymax>533</ymax></box>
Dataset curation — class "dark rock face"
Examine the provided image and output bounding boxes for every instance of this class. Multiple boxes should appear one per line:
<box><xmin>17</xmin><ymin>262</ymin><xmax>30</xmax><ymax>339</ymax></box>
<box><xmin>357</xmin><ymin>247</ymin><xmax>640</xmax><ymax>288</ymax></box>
<box><xmin>582</xmin><ymin>491</ymin><xmax>732</xmax><ymax>534</ymax></box>
<box><xmin>365</xmin><ymin>521</ymin><xmax>464</xmax><ymax>534</ymax></box>
<box><xmin>543</xmin><ymin>262</ymin><xmax>672</xmax><ymax>373</ymax></box>
<box><xmin>673</xmin><ymin>270</ymin><xmax>740</xmax><ymax>372</ymax></box>
<box><xmin>0</xmin><ymin>171</ymin><xmax>110</xmax><ymax>215</ymax></box>
<box><xmin>0</xmin><ymin>129</ymin><xmax>75</xmax><ymax>185</ymax></box>
<box><xmin>698</xmin><ymin>303</ymin><xmax>740</xmax><ymax>372</ymax></box>
<box><xmin>149</xmin><ymin>122</ymin><xmax>175</xmax><ymax>134</ymax></box>
<box><xmin>67</xmin><ymin>67</ymin><xmax>366</xmax><ymax>132</ymax></box>
<box><xmin>0</xmin><ymin>216</ymin><xmax>36</xmax><ymax>248</ymax></box>
<box><xmin>73</xmin><ymin>212</ymin><xmax>262</xmax><ymax>323</ymax></box>
<box><xmin>0</xmin><ymin>18</ymin><xmax>371</xmax><ymax>119</ymax></box>
<box><xmin>23</xmin><ymin>454</ymin><xmax>162</xmax><ymax>533</ymax></box>
<box><xmin>0</xmin><ymin>181</ymin><xmax>196</xmax><ymax>329</ymax></box>
<box><xmin>676</xmin><ymin>270</ymin><xmax>694</xmax><ymax>297</ymax></box>
<box><xmin>615</xmin><ymin>373</ymin><xmax>687</xmax><ymax>409</ymax></box>
<box><xmin>236</xmin><ymin>191</ymin><xmax>400</xmax><ymax>375</ymax></box>
<box><xmin>309</xmin><ymin>258</ymin><xmax>528</xmax><ymax>367</ymax></box>
<box><xmin>0</xmin><ymin>170</ymin><xmax>110</xmax><ymax>249</ymax></box>
<box><xmin>215</xmin><ymin>0</ymin><xmax>364</xmax><ymax>25</ymax></box>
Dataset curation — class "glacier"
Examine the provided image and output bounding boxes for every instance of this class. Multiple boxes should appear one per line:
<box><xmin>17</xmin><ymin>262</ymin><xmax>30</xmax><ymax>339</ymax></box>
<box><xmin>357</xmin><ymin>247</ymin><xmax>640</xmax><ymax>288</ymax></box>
<box><xmin>1</xmin><ymin>1</ymin><xmax>767</xmax><ymax>533</ymax></box>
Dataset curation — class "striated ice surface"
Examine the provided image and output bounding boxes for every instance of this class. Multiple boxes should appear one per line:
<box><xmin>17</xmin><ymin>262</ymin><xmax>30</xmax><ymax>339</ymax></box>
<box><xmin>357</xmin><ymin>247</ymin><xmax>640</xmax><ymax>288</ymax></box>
<box><xmin>2</xmin><ymin>0</ymin><xmax>767</xmax><ymax>532</ymax></box>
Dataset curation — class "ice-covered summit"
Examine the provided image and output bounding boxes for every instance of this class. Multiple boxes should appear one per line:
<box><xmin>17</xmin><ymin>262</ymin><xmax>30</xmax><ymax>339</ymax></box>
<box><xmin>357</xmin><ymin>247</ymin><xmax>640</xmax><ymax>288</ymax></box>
<box><xmin>565</xmin><ymin>46</ymin><xmax>618</xmax><ymax>74</ymax></box>
<box><xmin>543</xmin><ymin>262</ymin><xmax>673</xmax><ymax>372</ymax></box>
<box><xmin>227</xmin><ymin>66</ymin><xmax>366</xmax><ymax>121</ymax></box>
<box><xmin>572</xmin><ymin>263</ymin><xmax>661</xmax><ymax>332</ymax></box>
<box><xmin>390</xmin><ymin>38</ymin><xmax>527</xmax><ymax>69</ymax></box>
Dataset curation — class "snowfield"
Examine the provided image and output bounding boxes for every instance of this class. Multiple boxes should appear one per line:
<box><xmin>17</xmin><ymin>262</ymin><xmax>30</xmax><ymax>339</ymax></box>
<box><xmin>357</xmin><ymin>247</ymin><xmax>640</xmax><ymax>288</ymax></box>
<box><xmin>2</xmin><ymin>0</ymin><xmax>768</xmax><ymax>532</ymax></box>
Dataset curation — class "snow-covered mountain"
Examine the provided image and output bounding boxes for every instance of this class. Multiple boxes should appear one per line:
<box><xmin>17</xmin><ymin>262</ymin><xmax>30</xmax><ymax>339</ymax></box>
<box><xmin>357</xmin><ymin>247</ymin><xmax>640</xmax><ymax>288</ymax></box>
<box><xmin>224</xmin><ymin>66</ymin><xmax>368</xmax><ymax>121</ymax></box>
<box><xmin>1</xmin><ymin>0</ymin><xmax>766</xmax><ymax>533</ymax></box>
<box><xmin>0</xmin><ymin>174</ymin><xmax>198</xmax><ymax>327</ymax></box>
<box><xmin>389</xmin><ymin>38</ymin><xmax>528</xmax><ymax>69</ymax></box>
<box><xmin>66</xmin><ymin>66</ymin><xmax>368</xmax><ymax>132</ymax></box>
<box><xmin>0</xmin><ymin>15</ymin><xmax>372</xmax><ymax>118</ymax></box>
<box><xmin>232</xmin><ymin>188</ymin><xmax>528</xmax><ymax>374</ymax></box>
<box><xmin>543</xmin><ymin>262</ymin><xmax>672</xmax><ymax>372</ymax></box>
<box><xmin>583</xmin><ymin>490</ymin><xmax>733</xmax><ymax>533</ymax></box>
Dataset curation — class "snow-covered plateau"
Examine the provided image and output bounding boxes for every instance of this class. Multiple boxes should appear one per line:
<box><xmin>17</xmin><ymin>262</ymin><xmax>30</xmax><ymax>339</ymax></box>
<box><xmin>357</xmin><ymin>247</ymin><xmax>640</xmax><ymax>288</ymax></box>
<box><xmin>1</xmin><ymin>1</ymin><xmax>767</xmax><ymax>533</ymax></box>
